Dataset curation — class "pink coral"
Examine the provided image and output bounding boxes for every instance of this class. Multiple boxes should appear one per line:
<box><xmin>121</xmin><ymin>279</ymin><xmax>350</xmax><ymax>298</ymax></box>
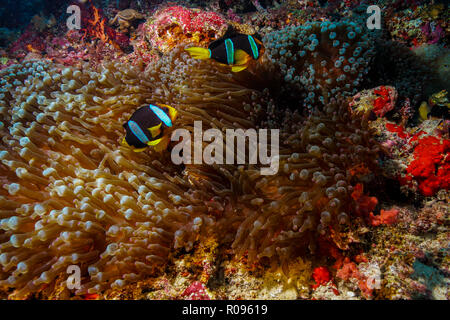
<box><xmin>372</xmin><ymin>86</ymin><xmax>397</xmax><ymax>117</ymax></box>
<box><xmin>182</xmin><ymin>281</ymin><xmax>211</xmax><ymax>300</ymax></box>
<box><xmin>336</xmin><ymin>258</ymin><xmax>373</xmax><ymax>298</ymax></box>
<box><xmin>421</xmin><ymin>22</ymin><xmax>445</xmax><ymax>44</ymax></box>
<box><xmin>9</xmin><ymin>25</ymin><xmax>46</xmax><ymax>57</ymax></box>
<box><xmin>145</xmin><ymin>6</ymin><xmax>227</xmax><ymax>53</ymax></box>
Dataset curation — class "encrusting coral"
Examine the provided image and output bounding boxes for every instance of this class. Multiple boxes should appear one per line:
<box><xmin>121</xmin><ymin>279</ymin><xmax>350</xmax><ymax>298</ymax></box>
<box><xmin>0</xmin><ymin>21</ymin><xmax>381</xmax><ymax>298</ymax></box>
<box><xmin>144</xmin><ymin>6</ymin><xmax>228</xmax><ymax>54</ymax></box>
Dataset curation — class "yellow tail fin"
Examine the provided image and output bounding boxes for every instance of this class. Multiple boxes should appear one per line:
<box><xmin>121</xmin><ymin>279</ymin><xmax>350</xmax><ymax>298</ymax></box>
<box><xmin>185</xmin><ymin>47</ymin><xmax>211</xmax><ymax>60</ymax></box>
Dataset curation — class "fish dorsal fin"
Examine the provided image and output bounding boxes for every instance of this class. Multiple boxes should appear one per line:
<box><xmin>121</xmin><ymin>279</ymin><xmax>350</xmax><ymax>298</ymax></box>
<box><xmin>209</xmin><ymin>25</ymin><xmax>238</xmax><ymax>50</ymax></box>
<box><xmin>223</xmin><ymin>25</ymin><xmax>238</xmax><ymax>38</ymax></box>
<box><xmin>208</xmin><ymin>38</ymin><xmax>225</xmax><ymax>50</ymax></box>
<box><xmin>252</xmin><ymin>33</ymin><xmax>263</xmax><ymax>45</ymax></box>
<box><xmin>158</xmin><ymin>103</ymin><xmax>178</xmax><ymax>121</ymax></box>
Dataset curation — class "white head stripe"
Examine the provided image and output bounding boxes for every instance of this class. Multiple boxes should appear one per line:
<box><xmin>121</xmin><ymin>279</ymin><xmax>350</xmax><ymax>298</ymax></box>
<box><xmin>149</xmin><ymin>105</ymin><xmax>172</xmax><ymax>127</ymax></box>
<box><xmin>128</xmin><ymin>120</ymin><xmax>149</xmax><ymax>144</ymax></box>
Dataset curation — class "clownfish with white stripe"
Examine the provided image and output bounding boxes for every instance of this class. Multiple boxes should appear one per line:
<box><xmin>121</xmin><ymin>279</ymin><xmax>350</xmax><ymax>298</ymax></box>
<box><xmin>185</xmin><ymin>28</ymin><xmax>264</xmax><ymax>73</ymax></box>
<box><xmin>121</xmin><ymin>104</ymin><xmax>178</xmax><ymax>152</ymax></box>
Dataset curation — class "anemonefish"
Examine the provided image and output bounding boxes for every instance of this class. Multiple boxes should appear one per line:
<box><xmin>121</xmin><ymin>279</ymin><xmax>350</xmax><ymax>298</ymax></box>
<box><xmin>121</xmin><ymin>104</ymin><xmax>178</xmax><ymax>152</ymax></box>
<box><xmin>185</xmin><ymin>29</ymin><xmax>264</xmax><ymax>73</ymax></box>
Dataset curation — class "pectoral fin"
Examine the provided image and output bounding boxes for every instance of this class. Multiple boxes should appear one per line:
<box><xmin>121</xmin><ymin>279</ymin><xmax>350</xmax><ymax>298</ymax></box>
<box><xmin>148</xmin><ymin>123</ymin><xmax>162</xmax><ymax>138</ymax></box>
<box><xmin>133</xmin><ymin>147</ymin><xmax>147</xmax><ymax>152</ymax></box>
<box><xmin>234</xmin><ymin>49</ymin><xmax>250</xmax><ymax>66</ymax></box>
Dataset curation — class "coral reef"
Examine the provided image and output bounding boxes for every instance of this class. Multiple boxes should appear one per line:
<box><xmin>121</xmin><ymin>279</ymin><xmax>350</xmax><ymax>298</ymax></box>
<box><xmin>350</xmin><ymin>86</ymin><xmax>397</xmax><ymax>118</ymax></box>
<box><xmin>0</xmin><ymin>27</ymin><xmax>383</xmax><ymax>297</ymax></box>
<box><xmin>385</xmin><ymin>2</ymin><xmax>449</xmax><ymax>47</ymax></box>
<box><xmin>370</xmin><ymin>115</ymin><xmax>450</xmax><ymax>197</ymax></box>
<box><xmin>143</xmin><ymin>6</ymin><xmax>228</xmax><ymax>53</ymax></box>
<box><xmin>110</xmin><ymin>9</ymin><xmax>145</xmax><ymax>33</ymax></box>
<box><xmin>0</xmin><ymin>0</ymin><xmax>448</xmax><ymax>302</ymax></box>
<box><xmin>366</xmin><ymin>39</ymin><xmax>431</xmax><ymax>114</ymax></box>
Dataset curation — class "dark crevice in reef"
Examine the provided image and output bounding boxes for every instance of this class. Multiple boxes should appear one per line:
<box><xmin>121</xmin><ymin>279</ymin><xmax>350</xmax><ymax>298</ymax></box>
<box><xmin>372</xmin><ymin>178</ymin><xmax>412</xmax><ymax>203</ymax></box>
<box><xmin>218</xmin><ymin>0</ymin><xmax>275</xmax><ymax>13</ymax></box>
<box><xmin>363</xmin><ymin>39</ymin><xmax>433</xmax><ymax>117</ymax></box>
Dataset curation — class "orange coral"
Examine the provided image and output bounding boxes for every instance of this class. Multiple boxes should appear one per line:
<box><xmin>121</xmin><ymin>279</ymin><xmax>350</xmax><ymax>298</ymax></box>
<box><xmin>336</xmin><ymin>257</ymin><xmax>373</xmax><ymax>298</ymax></box>
<box><xmin>369</xmin><ymin>208</ymin><xmax>399</xmax><ymax>226</ymax></box>
<box><xmin>352</xmin><ymin>183</ymin><xmax>378</xmax><ymax>218</ymax></box>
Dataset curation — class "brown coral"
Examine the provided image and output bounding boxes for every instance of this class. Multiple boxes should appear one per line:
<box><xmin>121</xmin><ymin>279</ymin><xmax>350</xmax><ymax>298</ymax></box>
<box><xmin>110</xmin><ymin>9</ymin><xmax>144</xmax><ymax>33</ymax></box>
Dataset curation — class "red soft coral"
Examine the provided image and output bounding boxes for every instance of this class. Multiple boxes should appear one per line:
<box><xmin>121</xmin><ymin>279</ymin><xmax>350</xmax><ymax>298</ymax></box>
<box><xmin>372</xmin><ymin>86</ymin><xmax>396</xmax><ymax>117</ymax></box>
<box><xmin>386</xmin><ymin>121</ymin><xmax>449</xmax><ymax>197</ymax></box>
<box><xmin>312</xmin><ymin>267</ymin><xmax>331</xmax><ymax>288</ymax></box>
<box><xmin>405</xmin><ymin>136</ymin><xmax>449</xmax><ymax>196</ymax></box>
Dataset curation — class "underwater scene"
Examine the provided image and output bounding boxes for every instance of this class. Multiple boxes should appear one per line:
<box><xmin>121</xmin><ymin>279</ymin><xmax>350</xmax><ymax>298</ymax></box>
<box><xmin>0</xmin><ymin>0</ymin><xmax>448</xmax><ymax>301</ymax></box>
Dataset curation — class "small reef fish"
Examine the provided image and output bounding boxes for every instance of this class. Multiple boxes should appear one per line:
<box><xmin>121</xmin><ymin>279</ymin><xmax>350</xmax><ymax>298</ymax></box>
<box><xmin>419</xmin><ymin>90</ymin><xmax>450</xmax><ymax>121</ymax></box>
<box><xmin>122</xmin><ymin>104</ymin><xmax>178</xmax><ymax>152</ymax></box>
<box><xmin>185</xmin><ymin>29</ymin><xmax>264</xmax><ymax>72</ymax></box>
